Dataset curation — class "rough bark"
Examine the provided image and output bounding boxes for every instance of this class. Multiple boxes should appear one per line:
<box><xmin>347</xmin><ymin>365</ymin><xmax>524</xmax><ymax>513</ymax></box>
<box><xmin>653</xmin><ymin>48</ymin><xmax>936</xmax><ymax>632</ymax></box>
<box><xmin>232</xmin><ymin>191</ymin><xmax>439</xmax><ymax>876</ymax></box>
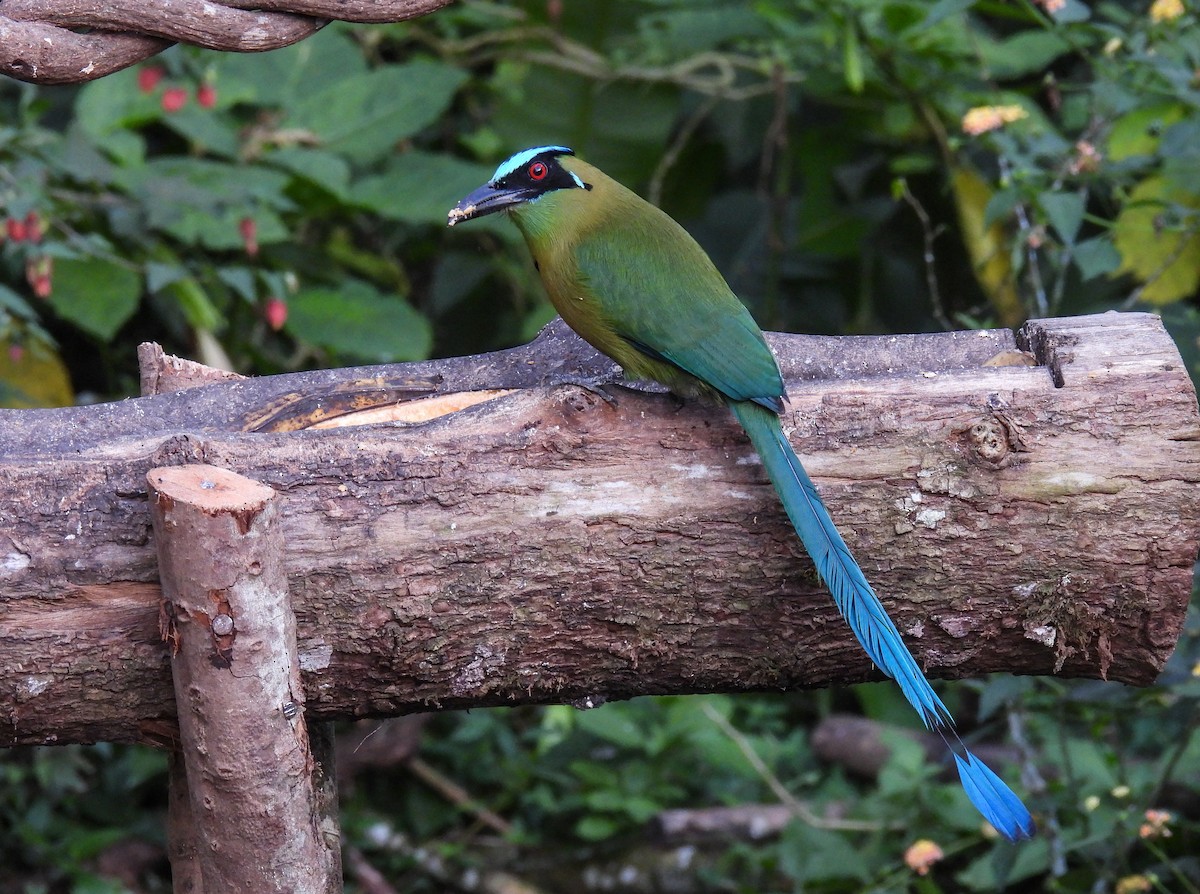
<box><xmin>1</xmin><ymin>0</ymin><xmax>324</xmax><ymax>52</ymax></box>
<box><xmin>0</xmin><ymin>0</ymin><xmax>451</xmax><ymax>84</ymax></box>
<box><xmin>150</xmin><ymin>464</ymin><xmax>335</xmax><ymax>893</ymax></box>
<box><xmin>167</xmin><ymin>750</ymin><xmax>204</xmax><ymax>894</ymax></box>
<box><xmin>0</xmin><ymin>18</ymin><xmax>169</xmax><ymax>84</ymax></box>
<box><xmin>0</xmin><ymin>313</ymin><xmax>1197</xmax><ymax>748</ymax></box>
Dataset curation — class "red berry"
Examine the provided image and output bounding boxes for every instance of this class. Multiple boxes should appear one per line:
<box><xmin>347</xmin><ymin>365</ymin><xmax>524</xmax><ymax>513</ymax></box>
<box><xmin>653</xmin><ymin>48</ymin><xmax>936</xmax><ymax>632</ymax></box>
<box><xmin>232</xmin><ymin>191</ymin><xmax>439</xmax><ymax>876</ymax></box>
<box><xmin>196</xmin><ymin>83</ymin><xmax>217</xmax><ymax>109</ymax></box>
<box><xmin>264</xmin><ymin>297</ymin><xmax>287</xmax><ymax>331</ymax></box>
<box><xmin>26</xmin><ymin>256</ymin><xmax>52</xmax><ymax>298</ymax></box>
<box><xmin>161</xmin><ymin>87</ymin><xmax>188</xmax><ymax>113</ymax></box>
<box><xmin>239</xmin><ymin>217</ymin><xmax>259</xmax><ymax>257</ymax></box>
<box><xmin>24</xmin><ymin>211</ymin><xmax>42</xmax><ymax>244</ymax></box>
<box><xmin>138</xmin><ymin>65</ymin><xmax>165</xmax><ymax>93</ymax></box>
<box><xmin>8</xmin><ymin>344</ymin><xmax>25</xmax><ymax>364</ymax></box>
<box><xmin>6</xmin><ymin>218</ymin><xmax>27</xmax><ymax>242</ymax></box>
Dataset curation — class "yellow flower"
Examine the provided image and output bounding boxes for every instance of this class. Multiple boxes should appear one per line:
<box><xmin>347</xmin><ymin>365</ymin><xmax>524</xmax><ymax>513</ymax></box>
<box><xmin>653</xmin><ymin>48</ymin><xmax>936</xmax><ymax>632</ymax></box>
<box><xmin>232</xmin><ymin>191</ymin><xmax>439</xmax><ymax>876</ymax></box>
<box><xmin>1083</xmin><ymin>794</ymin><xmax>1101</xmax><ymax>812</ymax></box>
<box><xmin>1111</xmin><ymin>784</ymin><xmax>1131</xmax><ymax>799</ymax></box>
<box><xmin>1150</xmin><ymin>0</ymin><xmax>1185</xmax><ymax>21</ymax></box>
<box><xmin>962</xmin><ymin>105</ymin><xmax>1028</xmax><ymax>136</ymax></box>
<box><xmin>904</xmin><ymin>839</ymin><xmax>945</xmax><ymax>876</ymax></box>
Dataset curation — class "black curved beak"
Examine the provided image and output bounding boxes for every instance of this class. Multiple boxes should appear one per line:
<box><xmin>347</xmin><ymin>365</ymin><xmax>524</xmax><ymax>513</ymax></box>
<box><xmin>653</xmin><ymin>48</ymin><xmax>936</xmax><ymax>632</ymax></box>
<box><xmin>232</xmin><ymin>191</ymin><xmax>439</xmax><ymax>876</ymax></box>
<box><xmin>447</xmin><ymin>182</ymin><xmax>537</xmax><ymax>227</ymax></box>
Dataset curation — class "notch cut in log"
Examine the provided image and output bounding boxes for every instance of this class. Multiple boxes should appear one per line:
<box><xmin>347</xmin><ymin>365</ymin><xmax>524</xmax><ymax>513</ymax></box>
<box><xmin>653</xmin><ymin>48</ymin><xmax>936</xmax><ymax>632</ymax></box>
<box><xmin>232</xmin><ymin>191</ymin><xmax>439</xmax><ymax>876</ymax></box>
<box><xmin>0</xmin><ymin>313</ymin><xmax>1197</xmax><ymax>747</ymax></box>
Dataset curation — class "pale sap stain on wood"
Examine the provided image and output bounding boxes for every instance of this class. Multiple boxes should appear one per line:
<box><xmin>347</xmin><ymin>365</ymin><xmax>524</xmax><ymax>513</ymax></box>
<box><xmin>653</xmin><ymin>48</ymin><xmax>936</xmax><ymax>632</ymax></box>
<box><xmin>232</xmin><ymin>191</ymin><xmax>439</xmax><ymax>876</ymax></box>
<box><xmin>1034</xmin><ymin>470</ymin><xmax>1127</xmax><ymax>496</ymax></box>
<box><xmin>2</xmin><ymin>549</ymin><xmax>32</xmax><ymax>575</ymax></box>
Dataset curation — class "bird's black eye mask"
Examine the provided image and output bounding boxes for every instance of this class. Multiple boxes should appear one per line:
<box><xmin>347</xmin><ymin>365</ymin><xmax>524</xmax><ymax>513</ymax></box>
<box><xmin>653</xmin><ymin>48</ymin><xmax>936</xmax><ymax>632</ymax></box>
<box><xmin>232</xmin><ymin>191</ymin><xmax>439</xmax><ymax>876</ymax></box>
<box><xmin>448</xmin><ymin>147</ymin><xmax>592</xmax><ymax>225</ymax></box>
<box><xmin>493</xmin><ymin>152</ymin><xmax>591</xmax><ymax>197</ymax></box>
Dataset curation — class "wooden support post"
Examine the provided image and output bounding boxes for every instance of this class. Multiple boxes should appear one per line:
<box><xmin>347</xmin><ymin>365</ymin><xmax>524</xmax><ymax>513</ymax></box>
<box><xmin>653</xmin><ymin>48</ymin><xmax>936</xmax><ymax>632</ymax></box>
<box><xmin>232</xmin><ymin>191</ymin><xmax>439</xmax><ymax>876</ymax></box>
<box><xmin>167</xmin><ymin>750</ymin><xmax>204</xmax><ymax>892</ymax></box>
<box><xmin>149</xmin><ymin>464</ymin><xmax>338</xmax><ymax>893</ymax></box>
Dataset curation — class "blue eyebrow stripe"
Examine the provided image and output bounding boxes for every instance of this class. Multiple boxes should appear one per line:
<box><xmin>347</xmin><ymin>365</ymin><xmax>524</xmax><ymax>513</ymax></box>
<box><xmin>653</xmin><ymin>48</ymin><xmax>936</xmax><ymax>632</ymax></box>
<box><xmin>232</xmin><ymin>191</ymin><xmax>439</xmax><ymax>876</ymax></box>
<box><xmin>491</xmin><ymin>145</ymin><xmax>574</xmax><ymax>182</ymax></box>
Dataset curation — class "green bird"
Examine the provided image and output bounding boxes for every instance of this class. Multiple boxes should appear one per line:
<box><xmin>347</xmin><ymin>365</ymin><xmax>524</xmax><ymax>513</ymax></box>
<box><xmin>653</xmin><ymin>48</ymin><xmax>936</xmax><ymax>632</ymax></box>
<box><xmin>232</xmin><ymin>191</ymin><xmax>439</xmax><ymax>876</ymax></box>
<box><xmin>448</xmin><ymin>146</ymin><xmax>1034</xmax><ymax>841</ymax></box>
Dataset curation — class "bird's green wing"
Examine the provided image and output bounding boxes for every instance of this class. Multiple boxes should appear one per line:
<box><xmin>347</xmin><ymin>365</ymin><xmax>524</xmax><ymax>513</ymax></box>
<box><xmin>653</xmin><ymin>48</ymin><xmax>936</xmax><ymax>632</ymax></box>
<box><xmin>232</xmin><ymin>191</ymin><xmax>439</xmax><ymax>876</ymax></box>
<box><xmin>573</xmin><ymin>212</ymin><xmax>784</xmax><ymax>408</ymax></box>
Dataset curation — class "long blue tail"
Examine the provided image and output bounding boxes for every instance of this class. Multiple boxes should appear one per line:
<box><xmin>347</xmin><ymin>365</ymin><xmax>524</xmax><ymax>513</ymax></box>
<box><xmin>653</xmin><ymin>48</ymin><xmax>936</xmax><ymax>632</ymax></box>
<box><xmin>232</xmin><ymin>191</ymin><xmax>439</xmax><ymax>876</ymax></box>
<box><xmin>730</xmin><ymin>400</ymin><xmax>1034</xmax><ymax>841</ymax></box>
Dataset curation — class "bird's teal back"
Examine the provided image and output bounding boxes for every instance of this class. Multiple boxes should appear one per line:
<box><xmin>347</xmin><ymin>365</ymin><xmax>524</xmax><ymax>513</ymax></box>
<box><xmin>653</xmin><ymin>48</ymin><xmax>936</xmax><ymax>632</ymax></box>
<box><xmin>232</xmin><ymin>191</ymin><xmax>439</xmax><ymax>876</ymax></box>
<box><xmin>509</xmin><ymin>157</ymin><xmax>784</xmax><ymax>409</ymax></box>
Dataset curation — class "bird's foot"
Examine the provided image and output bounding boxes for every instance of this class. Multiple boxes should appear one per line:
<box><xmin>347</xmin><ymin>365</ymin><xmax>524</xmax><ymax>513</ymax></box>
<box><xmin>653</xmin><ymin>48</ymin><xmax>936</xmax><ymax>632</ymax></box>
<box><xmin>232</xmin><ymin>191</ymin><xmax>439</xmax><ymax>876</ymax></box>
<box><xmin>548</xmin><ymin>373</ymin><xmax>671</xmax><ymax>408</ymax></box>
<box><xmin>551</xmin><ymin>375</ymin><xmax>621</xmax><ymax>407</ymax></box>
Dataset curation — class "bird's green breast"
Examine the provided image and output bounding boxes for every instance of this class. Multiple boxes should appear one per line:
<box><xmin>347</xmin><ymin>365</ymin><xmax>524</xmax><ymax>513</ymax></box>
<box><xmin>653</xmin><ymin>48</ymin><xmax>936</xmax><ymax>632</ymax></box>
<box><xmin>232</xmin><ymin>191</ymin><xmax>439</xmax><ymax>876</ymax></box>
<box><xmin>509</xmin><ymin>157</ymin><xmax>784</xmax><ymax>406</ymax></box>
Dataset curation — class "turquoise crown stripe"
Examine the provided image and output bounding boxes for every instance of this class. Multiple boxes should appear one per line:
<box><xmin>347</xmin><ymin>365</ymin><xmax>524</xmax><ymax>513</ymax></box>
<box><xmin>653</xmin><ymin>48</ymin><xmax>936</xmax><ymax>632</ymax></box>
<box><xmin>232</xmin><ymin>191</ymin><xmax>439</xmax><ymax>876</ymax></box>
<box><xmin>492</xmin><ymin>145</ymin><xmax>574</xmax><ymax>182</ymax></box>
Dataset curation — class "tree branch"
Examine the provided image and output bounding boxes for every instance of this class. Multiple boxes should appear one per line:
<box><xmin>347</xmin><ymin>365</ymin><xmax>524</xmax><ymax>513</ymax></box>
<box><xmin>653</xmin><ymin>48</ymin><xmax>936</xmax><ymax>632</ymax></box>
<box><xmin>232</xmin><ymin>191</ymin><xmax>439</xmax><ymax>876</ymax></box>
<box><xmin>0</xmin><ymin>313</ymin><xmax>1196</xmax><ymax>747</ymax></box>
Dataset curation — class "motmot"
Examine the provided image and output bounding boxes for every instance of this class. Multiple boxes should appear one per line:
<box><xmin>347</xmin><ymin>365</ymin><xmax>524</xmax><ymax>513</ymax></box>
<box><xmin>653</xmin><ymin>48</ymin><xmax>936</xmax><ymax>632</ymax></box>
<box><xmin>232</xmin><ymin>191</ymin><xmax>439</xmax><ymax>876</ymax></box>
<box><xmin>448</xmin><ymin>146</ymin><xmax>1035</xmax><ymax>841</ymax></box>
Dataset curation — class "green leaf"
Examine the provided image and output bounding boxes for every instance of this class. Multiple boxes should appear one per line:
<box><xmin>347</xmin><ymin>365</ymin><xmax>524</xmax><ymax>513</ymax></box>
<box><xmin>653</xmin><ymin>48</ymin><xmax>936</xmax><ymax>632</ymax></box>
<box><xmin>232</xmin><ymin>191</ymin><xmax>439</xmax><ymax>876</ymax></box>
<box><xmin>1038</xmin><ymin>191</ymin><xmax>1086</xmax><ymax>244</ymax></box>
<box><xmin>113</xmin><ymin>159</ymin><xmax>292</xmax><ymax>250</ymax></box>
<box><xmin>623</xmin><ymin>796</ymin><xmax>662</xmax><ymax>823</ymax></box>
<box><xmin>575</xmin><ymin>703</ymin><xmax>646</xmax><ymax>750</ymax></box>
<box><xmin>637</xmin><ymin>7</ymin><xmax>768</xmax><ymax>55</ymax></box>
<box><xmin>575</xmin><ymin>815</ymin><xmax>620</xmax><ymax>841</ymax></box>
<box><xmin>843</xmin><ymin>18</ymin><xmax>864</xmax><ymax>94</ymax></box>
<box><xmin>162</xmin><ymin>104</ymin><xmax>242</xmax><ymax>159</ymax></box>
<box><xmin>779</xmin><ymin>823</ymin><xmax>870</xmax><ymax>883</ymax></box>
<box><xmin>1049</xmin><ymin>0</ymin><xmax>1092</xmax><ymax>22</ymax></box>
<box><xmin>1112</xmin><ymin>177</ymin><xmax>1200</xmax><ymax>304</ymax></box>
<box><xmin>983</xmin><ymin>188</ymin><xmax>1020</xmax><ymax>229</ymax></box>
<box><xmin>49</xmin><ymin>258</ymin><xmax>141</xmax><ymax>340</ymax></box>
<box><xmin>0</xmin><ymin>283</ymin><xmax>38</xmax><ymax>319</ymax></box>
<box><xmin>584</xmin><ymin>789</ymin><xmax>628</xmax><ymax>812</ymax></box>
<box><xmin>168</xmin><ymin>278</ymin><xmax>224</xmax><ymax>332</ymax></box>
<box><xmin>118</xmin><ymin>158</ymin><xmax>295</xmax><ymax>208</ymax></box>
<box><xmin>351</xmin><ymin>152</ymin><xmax>495</xmax><ymax>225</ymax></box>
<box><xmin>145</xmin><ymin>261</ymin><xmax>188</xmax><ymax>294</ymax></box>
<box><xmin>216</xmin><ymin>267</ymin><xmax>258</xmax><ymax>303</ymax></box>
<box><xmin>213</xmin><ymin>25</ymin><xmax>368</xmax><ymax>108</ymax></box>
<box><xmin>0</xmin><ymin>332</ymin><xmax>72</xmax><ymax>408</ymax></box>
<box><xmin>957</xmin><ymin>838</ymin><xmax>1054</xmax><ymax>891</ymax></box>
<box><xmin>1107</xmin><ymin>103</ymin><xmax>1186</xmax><ymax>161</ymax></box>
<box><xmin>975</xmin><ymin>675</ymin><xmax>1035</xmax><ymax>721</ymax></box>
<box><xmin>75</xmin><ymin>66</ymin><xmax>165</xmax><ymax>138</ymax></box>
<box><xmin>287</xmin><ymin>280</ymin><xmax>431</xmax><ymax>362</ymax></box>
<box><xmin>268</xmin><ymin>147</ymin><xmax>352</xmax><ymax>200</ymax></box>
<box><xmin>1072</xmin><ymin>236</ymin><xmax>1122</xmax><ymax>280</ymax></box>
<box><xmin>979</xmin><ymin>31</ymin><xmax>1073</xmax><ymax>79</ymax></box>
<box><xmin>569</xmin><ymin>759</ymin><xmax>615</xmax><ymax>788</ymax></box>
<box><xmin>920</xmin><ymin>0</ymin><xmax>977</xmax><ymax>29</ymax></box>
<box><xmin>289</xmin><ymin>62</ymin><xmax>468</xmax><ymax>165</ymax></box>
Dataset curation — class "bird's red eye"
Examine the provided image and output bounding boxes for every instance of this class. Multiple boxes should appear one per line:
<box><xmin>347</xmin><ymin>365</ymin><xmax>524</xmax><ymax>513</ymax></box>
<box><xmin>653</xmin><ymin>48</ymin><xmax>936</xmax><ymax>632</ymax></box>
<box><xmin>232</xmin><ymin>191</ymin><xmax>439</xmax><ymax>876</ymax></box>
<box><xmin>528</xmin><ymin>162</ymin><xmax>548</xmax><ymax>180</ymax></box>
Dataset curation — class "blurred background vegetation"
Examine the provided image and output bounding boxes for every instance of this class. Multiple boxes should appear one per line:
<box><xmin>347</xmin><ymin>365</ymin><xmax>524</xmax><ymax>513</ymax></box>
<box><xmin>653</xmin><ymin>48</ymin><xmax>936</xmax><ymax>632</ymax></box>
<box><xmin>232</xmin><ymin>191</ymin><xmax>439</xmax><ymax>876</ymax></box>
<box><xmin>1</xmin><ymin>0</ymin><xmax>1199</xmax><ymax>891</ymax></box>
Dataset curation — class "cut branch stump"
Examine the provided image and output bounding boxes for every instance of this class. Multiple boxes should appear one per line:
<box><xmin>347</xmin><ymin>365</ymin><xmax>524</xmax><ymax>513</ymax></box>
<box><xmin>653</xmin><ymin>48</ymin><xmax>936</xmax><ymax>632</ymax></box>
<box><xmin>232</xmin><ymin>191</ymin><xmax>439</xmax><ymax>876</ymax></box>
<box><xmin>149</xmin><ymin>464</ymin><xmax>337</xmax><ymax>893</ymax></box>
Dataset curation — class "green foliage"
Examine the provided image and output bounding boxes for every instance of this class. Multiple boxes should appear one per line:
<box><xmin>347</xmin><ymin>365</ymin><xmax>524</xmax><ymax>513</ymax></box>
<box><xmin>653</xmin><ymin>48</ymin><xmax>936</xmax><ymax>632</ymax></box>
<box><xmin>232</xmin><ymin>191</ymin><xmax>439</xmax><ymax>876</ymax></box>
<box><xmin>0</xmin><ymin>744</ymin><xmax>168</xmax><ymax>891</ymax></box>
<box><xmin>335</xmin><ymin>644</ymin><xmax>1200</xmax><ymax>893</ymax></box>
<box><xmin>1</xmin><ymin>1</ymin><xmax>1199</xmax><ymax>891</ymax></box>
<box><xmin>2</xmin><ymin>0</ymin><xmax>1199</xmax><ymax>396</ymax></box>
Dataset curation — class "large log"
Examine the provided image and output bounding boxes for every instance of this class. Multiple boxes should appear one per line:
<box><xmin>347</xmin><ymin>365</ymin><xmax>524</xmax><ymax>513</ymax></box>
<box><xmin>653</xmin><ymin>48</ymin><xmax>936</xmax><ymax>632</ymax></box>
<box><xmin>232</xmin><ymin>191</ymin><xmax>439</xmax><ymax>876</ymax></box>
<box><xmin>1</xmin><ymin>313</ymin><xmax>1197</xmax><ymax>747</ymax></box>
